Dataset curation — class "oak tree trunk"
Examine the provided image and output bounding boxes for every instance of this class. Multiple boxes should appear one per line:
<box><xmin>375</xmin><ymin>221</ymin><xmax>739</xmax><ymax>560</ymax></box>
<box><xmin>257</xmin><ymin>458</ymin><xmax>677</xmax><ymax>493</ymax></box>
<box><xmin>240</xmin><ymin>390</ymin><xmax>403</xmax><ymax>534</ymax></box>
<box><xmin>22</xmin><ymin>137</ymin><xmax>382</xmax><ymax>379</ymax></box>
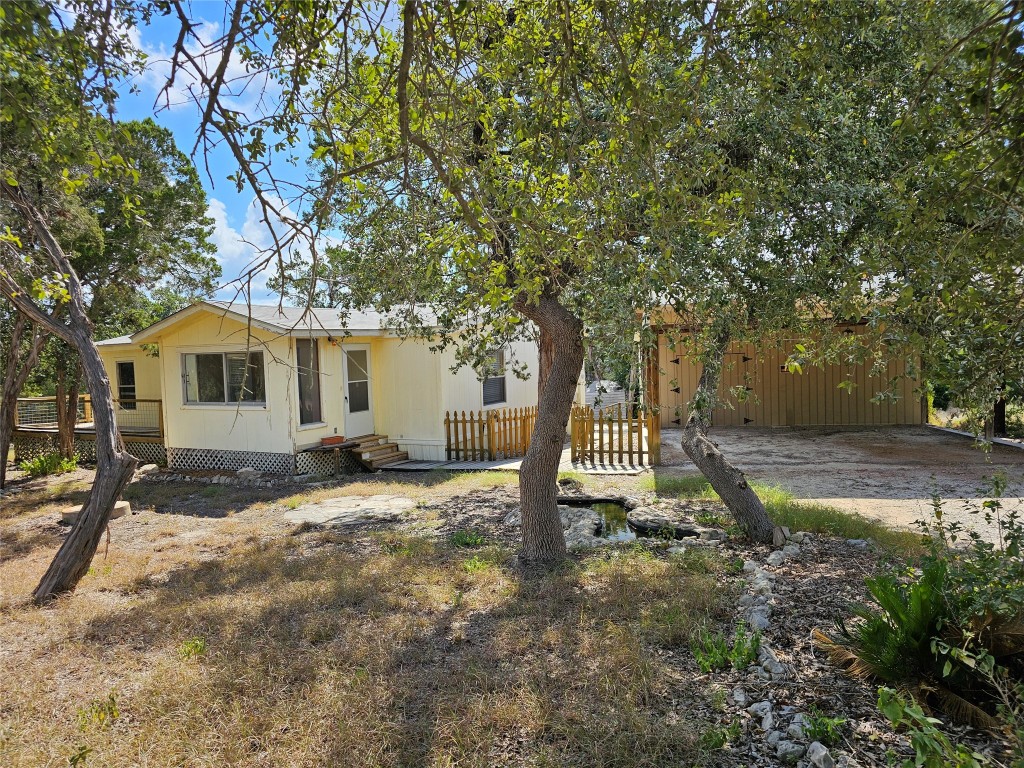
<box><xmin>681</xmin><ymin>333</ymin><xmax>775</xmax><ymax>543</ymax></box>
<box><xmin>0</xmin><ymin>313</ymin><xmax>45</xmax><ymax>488</ymax></box>
<box><xmin>515</xmin><ymin>291</ymin><xmax>585</xmax><ymax>563</ymax></box>
<box><xmin>0</xmin><ymin>181</ymin><xmax>138</xmax><ymax>603</ymax></box>
<box><xmin>538</xmin><ymin>326</ymin><xmax>555</xmax><ymax>399</ymax></box>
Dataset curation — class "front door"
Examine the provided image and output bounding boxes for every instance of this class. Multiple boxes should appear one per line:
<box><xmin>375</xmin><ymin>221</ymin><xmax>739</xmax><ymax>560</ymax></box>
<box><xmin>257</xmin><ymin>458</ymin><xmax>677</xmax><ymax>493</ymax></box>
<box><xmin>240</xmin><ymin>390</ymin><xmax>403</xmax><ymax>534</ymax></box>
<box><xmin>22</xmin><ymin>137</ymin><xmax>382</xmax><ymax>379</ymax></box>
<box><xmin>343</xmin><ymin>346</ymin><xmax>374</xmax><ymax>437</ymax></box>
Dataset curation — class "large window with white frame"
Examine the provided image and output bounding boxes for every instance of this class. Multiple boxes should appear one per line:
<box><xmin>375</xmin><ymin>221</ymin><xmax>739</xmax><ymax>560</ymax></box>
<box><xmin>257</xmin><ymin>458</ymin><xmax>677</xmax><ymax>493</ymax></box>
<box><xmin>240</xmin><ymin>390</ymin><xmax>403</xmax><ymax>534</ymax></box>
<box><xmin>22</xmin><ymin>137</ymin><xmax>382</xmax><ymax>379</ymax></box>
<box><xmin>482</xmin><ymin>349</ymin><xmax>506</xmax><ymax>406</ymax></box>
<box><xmin>296</xmin><ymin>338</ymin><xmax>323</xmax><ymax>425</ymax></box>
<box><xmin>183</xmin><ymin>351</ymin><xmax>266</xmax><ymax>404</ymax></box>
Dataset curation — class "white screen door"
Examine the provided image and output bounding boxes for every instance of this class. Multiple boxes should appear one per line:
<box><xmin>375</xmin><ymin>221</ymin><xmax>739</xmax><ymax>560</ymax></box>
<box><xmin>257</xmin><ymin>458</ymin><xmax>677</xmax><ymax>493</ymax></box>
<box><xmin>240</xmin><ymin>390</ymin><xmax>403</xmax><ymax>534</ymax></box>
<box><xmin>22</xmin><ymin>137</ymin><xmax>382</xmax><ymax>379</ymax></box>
<box><xmin>343</xmin><ymin>346</ymin><xmax>374</xmax><ymax>437</ymax></box>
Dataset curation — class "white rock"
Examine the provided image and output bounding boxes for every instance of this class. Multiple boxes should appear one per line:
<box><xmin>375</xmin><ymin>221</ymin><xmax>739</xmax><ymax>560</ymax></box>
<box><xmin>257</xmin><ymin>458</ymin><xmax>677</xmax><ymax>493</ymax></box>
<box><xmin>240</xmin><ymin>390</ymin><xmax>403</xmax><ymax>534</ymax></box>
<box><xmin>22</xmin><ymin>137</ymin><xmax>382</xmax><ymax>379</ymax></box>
<box><xmin>807</xmin><ymin>741</ymin><xmax>836</xmax><ymax>768</ymax></box>
<box><xmin>846</xmin><ymin>538</ymin><xmax>869</xmax><ymax>549</ymax></box>
<box><xmin>138</xmin><ymin>463</ymin><xmax>158</xmax><ymax>474</ymax></box>
<box><xmin>732</xmin><ymin>687</ymin><xmax>748</xmax><ymax>707</ymax></box>
<box><xmin>787</xmin><ymin>721</ymin><xmax>806</xmax><ymax>740</ymax></box>
<box><xmin>761</xmin><ymin>711</ymin><xmax>775</xmax><ymax>731</ymax></box>
<box><xmin>782</xmin><ymin>543</ymin><xmax>801</xmax><ymax>557</ymax></box>
<box><xmin>742</xmin><ymin>559</ymin><xmax>758</xmax><ymax>572</ymax></box>
<box><xmin>766</xmin><ymin>551</ymin><xmax>787</xmax><ymax>567</ymax></box>
<box><xmin>777</xmin><ymin>740</ymin><xmax>806</xmax><ymax>762</ymax></box>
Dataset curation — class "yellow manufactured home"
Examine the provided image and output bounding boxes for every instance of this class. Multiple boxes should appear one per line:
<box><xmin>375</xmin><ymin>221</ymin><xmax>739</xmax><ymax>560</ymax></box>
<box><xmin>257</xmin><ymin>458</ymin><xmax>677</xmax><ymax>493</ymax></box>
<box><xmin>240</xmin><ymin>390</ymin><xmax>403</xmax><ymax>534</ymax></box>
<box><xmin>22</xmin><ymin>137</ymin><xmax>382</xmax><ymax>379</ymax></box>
<box><xmin>84</xmin><ymin>301</ymin><xmax>538</xmax><ymax>473</ymax></box>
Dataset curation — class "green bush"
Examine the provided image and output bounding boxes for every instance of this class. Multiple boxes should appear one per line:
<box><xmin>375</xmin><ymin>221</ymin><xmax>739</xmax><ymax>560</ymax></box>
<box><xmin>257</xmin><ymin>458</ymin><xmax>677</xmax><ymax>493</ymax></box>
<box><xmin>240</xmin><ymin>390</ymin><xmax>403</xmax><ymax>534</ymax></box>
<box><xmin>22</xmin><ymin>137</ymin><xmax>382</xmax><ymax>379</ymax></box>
<box><xmin>692</xmin><ymin>625</ymin><xmax>761</xmax><ymax>673</ymax></box>
<box><xmin>819</xmin><ymin>479</ymin><xmax>1024</xmax><ymax>731</ymax></box>
<box><xmin>19</xmin><ymin>452</ymin><xmax>78</xmax><ymax>477</ymax></box>
<box><xmin>878</xmin><ymin>688</ymin><xmax>986</xmax><ymax>768</ymax></box>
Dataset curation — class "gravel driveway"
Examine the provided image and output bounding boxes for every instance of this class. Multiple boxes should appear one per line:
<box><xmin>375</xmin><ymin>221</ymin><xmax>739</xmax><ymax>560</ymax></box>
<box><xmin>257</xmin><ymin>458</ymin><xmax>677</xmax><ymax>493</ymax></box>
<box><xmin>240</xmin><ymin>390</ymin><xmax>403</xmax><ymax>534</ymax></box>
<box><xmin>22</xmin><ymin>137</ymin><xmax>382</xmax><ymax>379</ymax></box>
<box><xmin>658</xmin><ymin>426</ymin><xmax>1024</xmax><ymax>542</ymax></box>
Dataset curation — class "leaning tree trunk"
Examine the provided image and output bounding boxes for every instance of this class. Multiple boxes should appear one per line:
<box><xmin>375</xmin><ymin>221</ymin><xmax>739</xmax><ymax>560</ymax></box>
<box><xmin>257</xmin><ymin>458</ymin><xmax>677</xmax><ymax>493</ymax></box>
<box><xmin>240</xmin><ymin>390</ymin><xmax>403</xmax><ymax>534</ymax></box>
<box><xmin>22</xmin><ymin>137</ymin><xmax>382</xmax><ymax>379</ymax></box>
<box><xmin>681</xmin><ymin>333</ymin><xmax>775</xmax><ymax>543</ymax></box>
<box><xmin>515</xmin><ymin>291</ymin><xmax>585</xmax><ymax>562</ymax></box>
<box><xmin>0</xmin><ymin>312</ymin><xmax>45</xmax><ymax>488</ymax></box>
<box><xmin>0</xmin><ymin>181</ymin><xmax>138</xmax><ymax>603</ymax></box>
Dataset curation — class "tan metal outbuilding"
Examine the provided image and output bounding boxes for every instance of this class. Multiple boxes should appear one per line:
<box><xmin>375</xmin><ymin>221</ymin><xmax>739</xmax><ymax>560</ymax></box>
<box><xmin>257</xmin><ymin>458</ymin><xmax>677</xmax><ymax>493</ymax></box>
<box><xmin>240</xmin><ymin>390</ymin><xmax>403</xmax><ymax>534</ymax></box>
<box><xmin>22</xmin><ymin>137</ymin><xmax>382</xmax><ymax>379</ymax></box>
<box><xmin>655</xmin><ymin>326</ymin><xmax>925</xmax><ymax>429</ymax></box>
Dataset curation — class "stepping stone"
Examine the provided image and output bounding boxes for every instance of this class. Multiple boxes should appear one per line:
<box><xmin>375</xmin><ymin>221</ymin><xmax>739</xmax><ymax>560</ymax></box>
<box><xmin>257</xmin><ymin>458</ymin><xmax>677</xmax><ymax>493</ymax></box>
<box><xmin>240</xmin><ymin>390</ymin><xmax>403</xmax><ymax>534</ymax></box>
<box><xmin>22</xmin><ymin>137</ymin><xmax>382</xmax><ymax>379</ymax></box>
<box><xmin>283</xmin><ymin>495</ymin><xmax>416</xmax><ymax>527</ymax></box>
<box><xmin>62</xmin><ymin>500</ymin><xmax>130</xmax><ymax>524</ymax></box>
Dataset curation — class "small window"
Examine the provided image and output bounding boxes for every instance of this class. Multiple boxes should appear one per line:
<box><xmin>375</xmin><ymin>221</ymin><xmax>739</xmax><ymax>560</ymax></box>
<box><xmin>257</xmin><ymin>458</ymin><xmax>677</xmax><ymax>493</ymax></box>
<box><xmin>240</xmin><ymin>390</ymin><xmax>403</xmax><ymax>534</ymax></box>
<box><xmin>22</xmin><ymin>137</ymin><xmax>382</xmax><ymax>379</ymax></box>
<box><xmin>116</xmin><ymin>361</ymin><xmax>136</xmax><ymax>410</ymax></box>
<box><xmin>183</xmin><ymin>351</ymin><xmax>265</xmax><ymax>404</ymax></box>
<box><xmin>296</xmin><ymin>339</ymin><xmax>323</xmax><ymax>424</ymax></box>
<box><xmin>482</xmin><ymin>349</ymin><xmax>506</xmax><ymax>406</ymax></box>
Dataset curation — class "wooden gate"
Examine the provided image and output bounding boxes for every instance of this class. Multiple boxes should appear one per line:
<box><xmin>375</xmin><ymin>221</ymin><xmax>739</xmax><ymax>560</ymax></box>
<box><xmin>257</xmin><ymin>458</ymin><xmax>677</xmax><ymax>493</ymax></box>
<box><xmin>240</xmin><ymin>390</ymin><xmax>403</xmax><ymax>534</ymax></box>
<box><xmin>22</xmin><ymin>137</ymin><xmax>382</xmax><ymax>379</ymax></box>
<box><xmin>570</xmin><ymin>404</ymin><xmax>659</xmax><ymax>465</ymax></box>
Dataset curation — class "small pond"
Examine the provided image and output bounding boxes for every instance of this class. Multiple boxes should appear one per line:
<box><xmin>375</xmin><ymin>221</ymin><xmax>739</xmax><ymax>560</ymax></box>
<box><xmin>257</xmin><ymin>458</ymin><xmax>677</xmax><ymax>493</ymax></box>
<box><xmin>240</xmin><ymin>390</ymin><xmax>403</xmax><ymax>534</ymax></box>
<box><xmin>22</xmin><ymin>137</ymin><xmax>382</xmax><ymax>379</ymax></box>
<box><xmin>562</xmin><ymin>499</ymin><xmax>637</xmax><ymax>542</ymax></box>
<box><xmin>591</xmin><ymin>501</ymin><xmax>636</xmax><ymax>542</ymax></box>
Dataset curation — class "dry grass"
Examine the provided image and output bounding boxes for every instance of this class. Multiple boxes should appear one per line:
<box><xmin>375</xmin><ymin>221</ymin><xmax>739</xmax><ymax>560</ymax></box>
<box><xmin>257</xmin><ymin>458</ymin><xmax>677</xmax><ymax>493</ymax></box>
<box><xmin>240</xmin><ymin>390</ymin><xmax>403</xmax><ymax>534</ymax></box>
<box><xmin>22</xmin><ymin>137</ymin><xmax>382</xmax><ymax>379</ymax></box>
<box><xmin>0</xmin><ymin>474</ymin><xmax>731</xmax><ymax>768</ymax></box>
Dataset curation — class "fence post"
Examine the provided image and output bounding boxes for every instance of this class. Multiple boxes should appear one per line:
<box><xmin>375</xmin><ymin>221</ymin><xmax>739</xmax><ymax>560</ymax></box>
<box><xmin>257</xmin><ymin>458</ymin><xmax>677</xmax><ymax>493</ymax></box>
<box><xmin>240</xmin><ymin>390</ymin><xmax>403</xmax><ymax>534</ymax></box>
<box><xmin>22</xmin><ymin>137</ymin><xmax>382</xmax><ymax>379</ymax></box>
<box><xmin>445</xmin><ymin>411</ymin><xmax>451</xmax><ymax>460</ymax></box>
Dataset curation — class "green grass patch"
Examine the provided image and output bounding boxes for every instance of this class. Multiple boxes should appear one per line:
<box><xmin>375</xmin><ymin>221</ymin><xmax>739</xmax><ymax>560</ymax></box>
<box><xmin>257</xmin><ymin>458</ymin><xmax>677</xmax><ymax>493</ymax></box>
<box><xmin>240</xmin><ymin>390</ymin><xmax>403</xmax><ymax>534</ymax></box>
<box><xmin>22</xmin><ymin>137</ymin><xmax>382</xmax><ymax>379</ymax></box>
<box><xmin>756</xmin><ymin>484</ymin><xmax>922</xmax><ymax>554</ymax></box>
<box><xmin>647</xmin><ymin>473</ymin><xmax>921</xmax><ymax>554</ymax></box>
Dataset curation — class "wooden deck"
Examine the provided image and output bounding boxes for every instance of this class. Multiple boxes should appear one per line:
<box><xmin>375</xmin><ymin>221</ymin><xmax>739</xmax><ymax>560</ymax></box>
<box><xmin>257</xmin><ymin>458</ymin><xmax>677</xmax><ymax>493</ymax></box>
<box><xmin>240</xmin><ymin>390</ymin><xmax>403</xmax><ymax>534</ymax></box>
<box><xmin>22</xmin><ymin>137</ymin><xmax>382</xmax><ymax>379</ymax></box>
<box><xmin>383</xmin><ymin>445</ymin><xmax>649</xmax><ymax>475</ymax></box>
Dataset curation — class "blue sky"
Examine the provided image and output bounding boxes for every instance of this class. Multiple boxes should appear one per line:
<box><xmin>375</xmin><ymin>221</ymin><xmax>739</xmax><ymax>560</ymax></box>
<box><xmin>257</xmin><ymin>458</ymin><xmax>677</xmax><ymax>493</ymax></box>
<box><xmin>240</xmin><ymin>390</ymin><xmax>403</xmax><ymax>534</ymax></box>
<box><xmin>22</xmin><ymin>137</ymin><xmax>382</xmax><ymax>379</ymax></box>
<box><xmin>114</xmin><ymin>7</ymin><xmax>301</xmax><ymax>302</ymax></box>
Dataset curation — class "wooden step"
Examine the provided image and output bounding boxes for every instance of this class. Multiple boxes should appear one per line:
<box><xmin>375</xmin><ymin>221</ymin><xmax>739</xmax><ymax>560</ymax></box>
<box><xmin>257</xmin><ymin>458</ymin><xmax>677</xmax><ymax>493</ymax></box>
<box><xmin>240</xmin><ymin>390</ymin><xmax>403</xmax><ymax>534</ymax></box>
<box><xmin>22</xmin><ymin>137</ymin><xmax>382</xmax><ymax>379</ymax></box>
<box><xmin>347</xmin><ymin>434</ymin><xmax>388</xmax><ymax>448</ymax></box>
<box><xmin>367</xmin><ymin>451</ymin><xmax>408</xmax><ymax>469</ymax></box>
<box><xmin>359</xmin><ymin>442</ymin><xmax>402</xmax><ymax>459</ymax></box>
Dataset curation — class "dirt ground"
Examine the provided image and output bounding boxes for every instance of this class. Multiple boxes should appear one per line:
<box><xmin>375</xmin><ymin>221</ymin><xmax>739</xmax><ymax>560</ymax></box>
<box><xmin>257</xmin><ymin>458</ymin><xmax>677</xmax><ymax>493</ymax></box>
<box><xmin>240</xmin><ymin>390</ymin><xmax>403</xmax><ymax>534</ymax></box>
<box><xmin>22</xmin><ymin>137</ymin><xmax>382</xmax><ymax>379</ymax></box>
<box><xmin>659</xmin><ymin>425</ymin><xmax>1024</xmax><ymax>540</ymax></box>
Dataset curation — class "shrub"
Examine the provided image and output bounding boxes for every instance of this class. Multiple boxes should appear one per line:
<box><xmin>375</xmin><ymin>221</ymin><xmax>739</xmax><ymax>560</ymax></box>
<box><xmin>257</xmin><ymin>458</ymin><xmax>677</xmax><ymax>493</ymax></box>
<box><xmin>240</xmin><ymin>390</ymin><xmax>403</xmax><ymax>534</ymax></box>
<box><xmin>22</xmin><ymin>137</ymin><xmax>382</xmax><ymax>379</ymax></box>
<box><xmin>19</xmin><ymin>452</ymin><xmax>78</xmax><ymax>477</ymax></box>
<box><xmin>451</xmin><ymin>529</ymin><xmax>485</xmax><ymax>548</ymax></box>
<box><xmin>692</xmin><ymin>625</ymin><xmax>761</xmax><ymax>673</ymax></box>
<box><xmin>803</xmin><ymin>707</ymin><xmax>847</xmax><ymax>746</ymax></box>
<box><xmin>817</xmin><ymin>479</ymin><xmax>1024</xmax><ymax>730</ymax></box>
<box><xmin>878</xmin><ymin>688</ymin><xmax>986</xmax><ymax>768</ymax></box>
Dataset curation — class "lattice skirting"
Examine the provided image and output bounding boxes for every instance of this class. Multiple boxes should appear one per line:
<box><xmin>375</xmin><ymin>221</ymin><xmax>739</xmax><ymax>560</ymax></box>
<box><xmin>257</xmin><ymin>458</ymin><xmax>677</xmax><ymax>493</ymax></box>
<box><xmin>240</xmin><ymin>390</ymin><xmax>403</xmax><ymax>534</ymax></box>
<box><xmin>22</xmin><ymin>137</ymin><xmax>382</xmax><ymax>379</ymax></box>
<box><xmin>294</xmin><ymin>449</ymin><xmax>364</xmax><ymax>476</ymax></box>
<box><xmin>166</xmin><ymin>447</ymin><xmax>296</xmax><ymax>475</ymax></box>
<box><xmin>125</xmin><ymin>441</ymin><xmax>167</xmax><ymax>466</ymax></box>
<box><xmin>13</xmin><ymin>434</ymin><xmax>166</xmax><ymax>466</ymax></box>
<box><xmin>12</xmin><ymin>433</ymin><xmax>54</xmax><ymax>463</ymax></box>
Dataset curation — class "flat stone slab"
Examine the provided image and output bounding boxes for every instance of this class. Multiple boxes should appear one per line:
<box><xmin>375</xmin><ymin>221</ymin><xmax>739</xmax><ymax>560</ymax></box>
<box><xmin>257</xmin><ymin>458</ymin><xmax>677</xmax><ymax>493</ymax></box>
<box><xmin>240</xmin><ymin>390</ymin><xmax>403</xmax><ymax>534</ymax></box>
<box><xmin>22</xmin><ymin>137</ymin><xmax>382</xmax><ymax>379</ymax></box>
<box><xmin>283</xmin><ymin>494</ymin><xmax>417</xmax><ymax>528</ymax></box>
<box><xmin>62</xmin><ymin>500</ymin><xmax>130</xmax><ymax>524</ymax></box>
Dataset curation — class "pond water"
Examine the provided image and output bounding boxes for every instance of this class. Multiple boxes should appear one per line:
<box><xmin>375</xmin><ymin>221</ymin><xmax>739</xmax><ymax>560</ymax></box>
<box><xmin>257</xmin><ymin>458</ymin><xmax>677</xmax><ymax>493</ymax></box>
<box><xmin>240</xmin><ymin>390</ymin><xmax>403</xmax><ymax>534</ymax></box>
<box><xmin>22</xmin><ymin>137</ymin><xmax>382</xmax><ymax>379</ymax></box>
<box><xmin>589</xmin><ymin>501</ymin><xmax>636</xmax><ymax>543</ymax></box>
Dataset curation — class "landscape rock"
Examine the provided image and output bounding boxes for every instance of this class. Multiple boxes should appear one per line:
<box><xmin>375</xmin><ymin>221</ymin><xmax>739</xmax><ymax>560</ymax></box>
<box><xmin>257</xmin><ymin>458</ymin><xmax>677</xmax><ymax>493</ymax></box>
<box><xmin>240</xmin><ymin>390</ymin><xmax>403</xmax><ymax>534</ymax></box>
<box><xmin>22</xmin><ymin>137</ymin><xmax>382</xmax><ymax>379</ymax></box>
<box><xmin>505</xmin><ymin>505</ymin><xmax>604</xmax><ymax>549</ymax></box>
<box><xmin>742</xmin><ymin>559</ymin><xmax>758</xmax><ymax>572</ymax></box>
<box><xmin>777</xmin><ymin>740</ymin><xmax>806</xmax><ymax>762</ymax></box>
<box><xmin>137</xmin><ymin>463</ymin><xmax>158</xmax><ymax>474</ymax></box>
<box><xmin>625</xmin><ymin>506</ymin><xmax>709</xmax><ymax>539</ymax></box>
<box><xmin>747</xmin><ymin>700</ymin><xmax>772</xmax><ymax>718</ymax></box>
<box><xmin>283</xmin><ymin>494</ymin><xmax>416</xmax><ymax>528</ymax></box>
<box><xmin>767</xmin><ymin>730</ymin><xmax>784</xmax><ymax>747</ymax></box>
<box><xmin>766</xmin><ymin>550</ymin><xmax>787</xmax><ymax>566</ymax></box>
<box><xmin>782</xmin><ymin>543</ymin><xmax>801</xmax><ymax>557</ymax></box>
<box><xmin>807</xmin><ymin>741</ymin><xmax>836</xmax><ymax>768</ymax></box>
<box><xmin>773</xmin><ymin>526</ymin><xmax>788</xmax><ymax>547</ymax></box>
<box><xmin>732</xmin><ymin>687</ymin><xmax>748</xmax><ymax>707</ymax></box>
<box><xmin>237</xmin><ymin>467</ymin><xmax>261</xmax><ymax>479</ymax></box>
<box><xmin>845</xmin><ymin>538</ymin><xmax>869</xmax><ymax>549</ymax></box>
<box><xmin>748</xmin><ymin>606</ymin><xmax>771</xmax><ymax>631</ymax></box>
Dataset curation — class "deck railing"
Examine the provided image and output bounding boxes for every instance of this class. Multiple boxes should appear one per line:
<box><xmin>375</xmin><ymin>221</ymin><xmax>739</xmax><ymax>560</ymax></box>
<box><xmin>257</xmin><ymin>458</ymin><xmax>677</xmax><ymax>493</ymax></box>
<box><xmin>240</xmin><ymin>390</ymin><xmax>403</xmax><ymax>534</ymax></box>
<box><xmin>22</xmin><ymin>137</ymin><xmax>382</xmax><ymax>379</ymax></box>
<box><xmin>570</xmin><ymin>403</ymin><xmax>659</xmax><ymax>465</ymax></box>
<box><xmin>14</xmin><ymin>396</ymin><xmax>163</xmax><ymax>438</ymax></box>
<box><xmin>445</xmin><ymin>406</ymin><xmax>538</xmax><ymax>461</ymax></box>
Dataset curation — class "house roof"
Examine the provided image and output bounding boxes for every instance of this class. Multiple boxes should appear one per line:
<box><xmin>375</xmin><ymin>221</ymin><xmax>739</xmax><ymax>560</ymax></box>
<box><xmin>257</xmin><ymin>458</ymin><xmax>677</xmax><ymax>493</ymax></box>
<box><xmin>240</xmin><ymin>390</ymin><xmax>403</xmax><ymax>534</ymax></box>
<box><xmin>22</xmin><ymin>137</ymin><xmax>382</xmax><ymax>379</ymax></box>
<box><xmin>95</xmin><ymin>334</ymin><xmax>133</xmax><ymax>347</ymax></box>
<box><xmin>99</xmin><ymin>300</ymin><xmax>437</xmax><ymax>345</ymax></box>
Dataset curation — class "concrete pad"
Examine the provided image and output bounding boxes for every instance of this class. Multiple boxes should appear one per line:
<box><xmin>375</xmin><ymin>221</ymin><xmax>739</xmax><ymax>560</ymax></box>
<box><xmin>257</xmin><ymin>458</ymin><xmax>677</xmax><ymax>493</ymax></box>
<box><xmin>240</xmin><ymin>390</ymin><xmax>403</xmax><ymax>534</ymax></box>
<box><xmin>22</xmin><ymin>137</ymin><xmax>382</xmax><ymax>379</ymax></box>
<box><xmin>62</xmin><ymin>500</ymin><xmax>130</xmax><ymax>524</ymax></box>
<box><xmin>282</xmin><ymin>495</ymin><xmax>417</xmax><ymax>528</ymax></box>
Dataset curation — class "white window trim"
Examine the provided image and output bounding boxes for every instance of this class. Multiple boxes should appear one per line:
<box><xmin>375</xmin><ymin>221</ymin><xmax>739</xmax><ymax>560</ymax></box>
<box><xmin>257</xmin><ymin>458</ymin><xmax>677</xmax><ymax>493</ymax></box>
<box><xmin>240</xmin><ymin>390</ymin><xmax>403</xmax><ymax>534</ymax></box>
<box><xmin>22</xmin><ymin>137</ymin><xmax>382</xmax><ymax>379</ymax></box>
<box><xmin>180</xmin><ymin>350</ymin><xmax>269</xmax><ymax>407</ymax></box>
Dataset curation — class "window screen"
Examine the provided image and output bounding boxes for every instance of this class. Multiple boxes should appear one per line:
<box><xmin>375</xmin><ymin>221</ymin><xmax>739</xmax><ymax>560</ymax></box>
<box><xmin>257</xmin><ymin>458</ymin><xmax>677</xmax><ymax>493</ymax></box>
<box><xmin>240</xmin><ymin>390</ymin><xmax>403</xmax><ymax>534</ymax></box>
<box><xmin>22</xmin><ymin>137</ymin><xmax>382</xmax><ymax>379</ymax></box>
<box><xmin>296</xmin><ymin>339</ymin><xmax>323</xmax><ymax>424</ymax></box>
<box><xmin>482</xmin><ymin>349</ymin><xmax>506</xmax><ymax>406</ymax></box>
<box><xmin>183</xmin><ymin>352</ymin><xmax>265</xmax><ymax>404</ymax></box>
<box><xmin>346</xmin><ymin>349</ymin><xmax>370</xmax><ymax>413</ymax></box>
<box><xmin>116</xmin><ymin>361</ymin><xmax>136</xmax><ymax>410</ymax></box>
